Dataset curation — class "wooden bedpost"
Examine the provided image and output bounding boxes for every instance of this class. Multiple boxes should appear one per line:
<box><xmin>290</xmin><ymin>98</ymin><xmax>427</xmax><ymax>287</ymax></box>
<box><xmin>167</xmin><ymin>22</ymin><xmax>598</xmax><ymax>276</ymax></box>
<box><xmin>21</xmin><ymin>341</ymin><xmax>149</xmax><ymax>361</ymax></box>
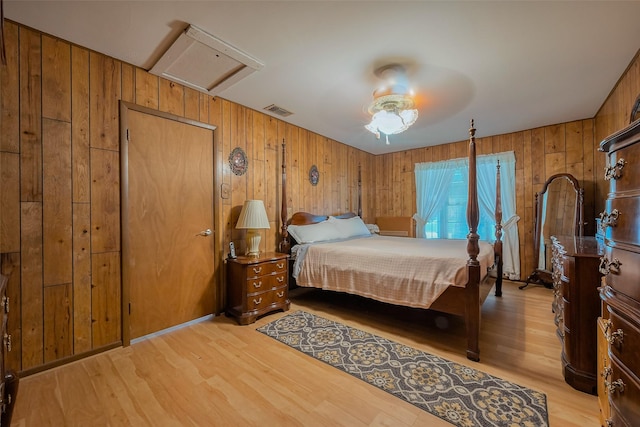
<box><xmin>279</xmin><ymin>140</ymin><xmax>290</xmax><ymax>254</ymax></box>
<box><xmin>494</xmin><ymin>160</ymin><xmax>503</xmax><ymax>297</ymax></box>
<box><xmin>465</xmin><ymin>119</ymin><xmax>481</xmax><ymax>362</ymax></box>
<box><xmin>357</xmin><ymin>163</ymin><xmax>362</xmax><ymax>218</ymax></box>
<box><xmin>466</xmin><ymin>120</ymin><xmax>480</xmax><ymax>264</ymax></box>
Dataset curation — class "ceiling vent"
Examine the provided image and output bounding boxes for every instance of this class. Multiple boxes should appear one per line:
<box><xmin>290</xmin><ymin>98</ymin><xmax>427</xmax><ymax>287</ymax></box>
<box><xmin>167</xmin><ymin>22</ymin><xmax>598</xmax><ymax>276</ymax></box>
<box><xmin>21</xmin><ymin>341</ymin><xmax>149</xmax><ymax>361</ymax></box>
<box><xmin>264</xmin><ymin>104</ymin><xmax>293</xmax><ymax>117</ymax></box>
<box><xmin>149</xmin><ymin>24</ymin><xmax>263</xmax><ymax>96</ymax></box>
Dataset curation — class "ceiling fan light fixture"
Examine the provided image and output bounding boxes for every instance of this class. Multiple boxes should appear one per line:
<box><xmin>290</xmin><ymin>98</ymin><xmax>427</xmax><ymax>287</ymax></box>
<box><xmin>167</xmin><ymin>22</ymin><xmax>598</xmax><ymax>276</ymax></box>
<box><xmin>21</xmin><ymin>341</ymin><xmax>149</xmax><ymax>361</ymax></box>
<box><xmin>364</xmin><ymin>66</ymin><xmax>418</xmax><ymax>144</ymax></box>
<box><xmin>365</xmin><ymin>93</ymin><xmax>418</xmax><ymax>143</ymax></box>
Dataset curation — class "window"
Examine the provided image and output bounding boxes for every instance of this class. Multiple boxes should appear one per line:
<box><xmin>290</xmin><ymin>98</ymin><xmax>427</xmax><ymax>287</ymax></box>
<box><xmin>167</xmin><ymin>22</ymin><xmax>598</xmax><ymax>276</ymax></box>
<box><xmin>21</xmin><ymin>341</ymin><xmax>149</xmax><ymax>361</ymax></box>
<box><xmin>415</xmin><ymin>151</ymin><xmax>520</xmax><ymax>279</ymax></box>
<box><xmin>423</xmin><ymin>169</ymin><xmax>494</xmax><ymax>241</ymax></box>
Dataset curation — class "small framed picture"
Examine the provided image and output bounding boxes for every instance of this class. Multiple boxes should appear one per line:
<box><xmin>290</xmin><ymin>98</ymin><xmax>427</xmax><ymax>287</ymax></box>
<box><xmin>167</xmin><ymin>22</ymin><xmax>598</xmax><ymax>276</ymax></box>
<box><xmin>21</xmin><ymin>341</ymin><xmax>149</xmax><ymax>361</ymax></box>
<box><xmin>309</xmin><ymin>165</ymin><xmax>319</xmax><ymax>186</ymax></box>
<box><xmin>229</xmin><ymin>147</ymin><xmax>248</xmax><ymax>176</ymax></box>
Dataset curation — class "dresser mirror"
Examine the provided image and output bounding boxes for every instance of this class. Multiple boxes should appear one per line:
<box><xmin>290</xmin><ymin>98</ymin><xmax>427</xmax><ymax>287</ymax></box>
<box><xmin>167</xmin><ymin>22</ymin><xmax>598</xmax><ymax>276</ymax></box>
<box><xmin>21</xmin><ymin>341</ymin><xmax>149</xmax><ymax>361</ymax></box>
<box><xmin>520</xmin><ymin>173</ymin><xmax>584</xmax><ymax>289</ymax></box>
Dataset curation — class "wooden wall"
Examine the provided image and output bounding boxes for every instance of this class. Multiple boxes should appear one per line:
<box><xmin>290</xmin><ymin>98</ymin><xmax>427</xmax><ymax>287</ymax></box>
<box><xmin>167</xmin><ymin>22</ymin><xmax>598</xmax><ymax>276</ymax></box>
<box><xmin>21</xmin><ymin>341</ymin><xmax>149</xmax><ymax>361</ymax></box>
<box><xmin>595</xmin><ymin>50</ymin><xmax>640</xmax><ymax>206</ymax></box>
<box><xmin>0</xmin><ymin>18</ymin><xmax>637</xmax><ymax>374</ymax></box>
<box><xmin>0</xmin><ymin>21</ymin><xmax>374</xmax><ymax>374</ymax></box>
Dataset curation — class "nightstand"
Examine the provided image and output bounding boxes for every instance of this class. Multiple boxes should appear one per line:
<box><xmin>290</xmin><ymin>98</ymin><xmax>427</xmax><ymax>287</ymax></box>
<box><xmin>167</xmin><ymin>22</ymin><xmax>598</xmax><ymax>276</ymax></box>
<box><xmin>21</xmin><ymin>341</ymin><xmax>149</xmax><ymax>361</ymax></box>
<box><xmin>226</xmin><ymin>252</ymin><xmax>290</xmax><ymax>325</ymax></box>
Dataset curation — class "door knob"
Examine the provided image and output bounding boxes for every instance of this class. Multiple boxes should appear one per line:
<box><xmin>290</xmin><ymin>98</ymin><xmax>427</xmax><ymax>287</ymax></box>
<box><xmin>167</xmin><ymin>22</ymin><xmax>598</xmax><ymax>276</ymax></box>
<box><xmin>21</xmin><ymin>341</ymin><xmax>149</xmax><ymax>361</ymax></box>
<box><xmin>196</xmin><ymin>229</ymin><xmax>212</xmax><ymax>237</ymax></box>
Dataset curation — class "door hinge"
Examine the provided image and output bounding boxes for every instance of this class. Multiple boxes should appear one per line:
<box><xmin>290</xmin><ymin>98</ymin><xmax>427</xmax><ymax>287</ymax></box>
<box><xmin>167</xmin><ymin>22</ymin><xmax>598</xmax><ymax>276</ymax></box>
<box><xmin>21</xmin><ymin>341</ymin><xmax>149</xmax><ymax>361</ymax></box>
<box><xmin>126</xmin><ymin>128</ymin><xmax>130</xmax><ymax>142</ymax></box>
<box><xmin>128</xmin><ymin>302</ymin><xmax>131</xmax><ymax>315</ymax></box>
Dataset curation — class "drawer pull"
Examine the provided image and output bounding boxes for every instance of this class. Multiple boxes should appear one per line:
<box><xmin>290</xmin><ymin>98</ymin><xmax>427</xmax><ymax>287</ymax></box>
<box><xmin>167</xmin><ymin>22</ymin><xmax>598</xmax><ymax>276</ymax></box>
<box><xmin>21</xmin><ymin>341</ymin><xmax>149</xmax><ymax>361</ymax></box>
<box><xmin>598</xmin><ymin>209</ymin><xmax>620</xmax><ymax>228</ymax></box>
<box><xmin>277</xmin><ymin>291</ymin><xmax>284</xmax><ymax>298</ymax></box>
<box><xmin>276</xmin><ymin>262</ymin><xmax>284</xmax><ymax>269</ymax></box>
<box><xmin>3</xmin><ymin>333</ymin><xmax>11</xmax><ymax>352</ymax></box>
<box><xmin>606</xmin><ymin>379</ymin><xmax>625</xmax><ymax>394</ymax></box>
<box><xmin>252</xmin><ymin>266</ymin><xmax>263</xmax><ymax>274</ymax></box>
<box><xmin>253</xmin><ymin>281</ymin><xmax>262</xmax><ymax>289</ymax></box>
<box><xmin>599</xmin><ymin>257</ymin><xmax>621</xmax><ymax>276</ymax></box>
<box><xmin>252</xmin><ymin>297</ymin><xmax>263</xmax><ymax>305</ymax></box>
<box><xmin>601</xmin><ymin>366</ymin><xmax>612</xmax><ymax>379</ymax></box>
<box><xmin>605</xmin><ymin>419</ymin><xmax>613</xmax><ymax>427</ymax></box>
<box><xmin>276</xmin><ymin>276</ymin><xmax>284</xmax><ymax>283</ymax></box>
<box><xmin>604</xmin><ymin>158</ymin><xmax>626</xmax><ymax>180</ymax></box>
<box><xmin>607</xmin><ymin>328</ymin><xmax>624</xmax><ymax>346</ymax></box>
<box><xmin>603</xmin><ymin>319</ymin><xmax>612</xmax><ymax>334</ymax></box>
<box><xmin>1</xmin><ymin>296</ymin><xmax>8</xmax><ymax>313</ymax></box>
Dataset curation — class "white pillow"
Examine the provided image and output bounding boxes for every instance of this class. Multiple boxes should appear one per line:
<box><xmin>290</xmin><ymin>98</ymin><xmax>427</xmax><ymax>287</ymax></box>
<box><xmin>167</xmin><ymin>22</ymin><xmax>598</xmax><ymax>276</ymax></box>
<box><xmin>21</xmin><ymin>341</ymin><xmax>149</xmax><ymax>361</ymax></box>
<box><xmin>328</xmin><ymin>216</ymin><xmax>371</xmax><ymax>238</ymax></box>
<box><xmin>287</xmin><ymin>220</ymin><xmax>342</xmax><ymax>243</ymax></box>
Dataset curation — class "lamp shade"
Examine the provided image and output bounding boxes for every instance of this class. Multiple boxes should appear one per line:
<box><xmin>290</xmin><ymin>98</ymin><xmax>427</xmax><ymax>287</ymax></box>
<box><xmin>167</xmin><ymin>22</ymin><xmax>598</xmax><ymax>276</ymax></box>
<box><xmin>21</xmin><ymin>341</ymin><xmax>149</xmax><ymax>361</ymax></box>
<box><xmin>236</xmin><ymin>200</ymin><xmax>270</xmax><ymax>230</ymax></box>
<box><xmin>365</xmin><ymin>108</ymin><xmax>418</xmax><ymax>136</ymax></box>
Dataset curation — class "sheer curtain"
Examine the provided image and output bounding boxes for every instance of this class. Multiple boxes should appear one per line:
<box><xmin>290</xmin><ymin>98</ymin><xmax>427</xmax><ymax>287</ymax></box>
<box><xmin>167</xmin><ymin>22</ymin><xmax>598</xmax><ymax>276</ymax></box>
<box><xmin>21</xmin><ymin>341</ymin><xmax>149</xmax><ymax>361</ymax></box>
<box><xmin>476</xmin><ymin>152</ymin><xmax>520</xmax><ymax>280</ymax></box>
<box><xmin>414</xmin><ymin>151</ymin><xmax>520</xmax><ymax>280</ymax></box>
<box><xmin>413</xmin><ymin>158</ymin><xmax>465</xmax><ymax>238</ymax></box>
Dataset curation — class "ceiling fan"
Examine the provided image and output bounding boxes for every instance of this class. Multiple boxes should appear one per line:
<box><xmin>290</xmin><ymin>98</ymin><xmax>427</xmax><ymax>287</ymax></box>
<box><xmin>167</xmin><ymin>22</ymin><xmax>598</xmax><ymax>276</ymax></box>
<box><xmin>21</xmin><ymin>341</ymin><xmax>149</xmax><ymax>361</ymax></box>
<box><xmin>364</xmin><ymin>64</ymin><xmax>419</xmax><ymax>145</ymax></box>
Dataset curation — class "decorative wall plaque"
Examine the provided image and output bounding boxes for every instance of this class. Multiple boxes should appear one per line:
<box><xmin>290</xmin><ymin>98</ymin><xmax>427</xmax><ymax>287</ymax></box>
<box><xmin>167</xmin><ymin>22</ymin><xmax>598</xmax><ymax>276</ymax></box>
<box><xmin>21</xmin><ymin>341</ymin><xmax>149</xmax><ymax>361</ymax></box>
<box><xmin>229</xmin><ymin>147</ymin><xmax>248</xmax><ymax>176</ymax></box>
<box><xmin>309</xmin><ymin>165</ymin><xmax>319</xmax><ymax>186</ymax></box>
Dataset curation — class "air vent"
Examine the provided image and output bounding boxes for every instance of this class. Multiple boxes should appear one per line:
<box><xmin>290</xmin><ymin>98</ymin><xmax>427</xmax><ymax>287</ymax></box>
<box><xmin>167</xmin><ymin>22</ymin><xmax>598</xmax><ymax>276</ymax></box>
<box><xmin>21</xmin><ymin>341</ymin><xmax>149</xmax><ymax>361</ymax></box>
<box><xmin>149</xmin><ymin>25</ymin><xmax>263</xmax><ymax>96</ymax></box>
<box><xmin>264</xmin><ymin>104</ymin><xmax>293</xmax><ymax>117</ymax></box>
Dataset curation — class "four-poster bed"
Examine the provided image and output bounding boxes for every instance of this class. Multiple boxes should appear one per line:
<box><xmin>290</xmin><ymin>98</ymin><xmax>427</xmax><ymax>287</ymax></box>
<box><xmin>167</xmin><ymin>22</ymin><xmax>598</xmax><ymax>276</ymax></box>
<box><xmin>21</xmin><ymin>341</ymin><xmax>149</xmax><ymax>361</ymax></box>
<box><xmin>278</xmin><ymin>120</ymin><xmax>503</xmax><ymax>361</ymax></box>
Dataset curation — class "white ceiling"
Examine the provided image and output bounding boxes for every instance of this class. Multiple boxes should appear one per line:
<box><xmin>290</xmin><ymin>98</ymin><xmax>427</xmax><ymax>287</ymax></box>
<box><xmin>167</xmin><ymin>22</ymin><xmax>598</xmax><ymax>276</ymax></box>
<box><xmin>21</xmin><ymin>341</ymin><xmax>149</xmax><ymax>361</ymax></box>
<box><xmin>6</xmin><ymin>1</ymin><xmax>640</xmax><ymax>155</ymax></box>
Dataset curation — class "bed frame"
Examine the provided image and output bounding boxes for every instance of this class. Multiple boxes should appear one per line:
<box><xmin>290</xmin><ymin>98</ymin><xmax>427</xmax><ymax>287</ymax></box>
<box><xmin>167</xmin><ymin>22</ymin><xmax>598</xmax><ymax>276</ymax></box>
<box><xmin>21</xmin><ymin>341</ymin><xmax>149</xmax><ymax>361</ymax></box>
<box><xmin>278</xmin><ymin>120</ymin><xmax>503</xmax><ymax>362</ymax></box>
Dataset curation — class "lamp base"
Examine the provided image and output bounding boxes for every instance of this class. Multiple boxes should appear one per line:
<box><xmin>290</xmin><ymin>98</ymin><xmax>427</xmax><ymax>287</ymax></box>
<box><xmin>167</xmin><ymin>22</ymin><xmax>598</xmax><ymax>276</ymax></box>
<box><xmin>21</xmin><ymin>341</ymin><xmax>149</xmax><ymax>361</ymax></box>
<box><xmin>245</xmin><ymin>229</ymin><xmax>262</xmax><ymax>258</ymax></box>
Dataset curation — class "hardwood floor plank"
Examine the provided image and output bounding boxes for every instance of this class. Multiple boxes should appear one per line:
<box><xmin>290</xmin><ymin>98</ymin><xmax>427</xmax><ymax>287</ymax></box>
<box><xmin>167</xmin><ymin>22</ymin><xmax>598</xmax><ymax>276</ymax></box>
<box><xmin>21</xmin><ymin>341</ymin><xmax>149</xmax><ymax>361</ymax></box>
<box><xmin>11</xmin><ymin>281</ymin><xmax>599</xmax><ymax>426</ymax></box>
<box><xmin>54</xmin><ymin>361</ymin><xmax>111</xmax><ymax>425</ymax></box>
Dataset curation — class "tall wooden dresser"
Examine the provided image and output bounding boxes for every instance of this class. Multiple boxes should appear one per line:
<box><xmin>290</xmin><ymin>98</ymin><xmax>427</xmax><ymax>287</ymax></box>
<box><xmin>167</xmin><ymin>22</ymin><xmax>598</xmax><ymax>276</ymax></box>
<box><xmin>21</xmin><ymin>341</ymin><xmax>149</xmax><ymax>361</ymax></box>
<box><xmin>550</xmin><ymin>235</ymin><xmax>603</xmax><ymax>395</ymax></box>
<box><xmin>0</xmin><ymin>274</ymin><xmax>18</xmax><ymax>426</ymax></box>
<box><xmin>598</xmin><ymin>118</ymin><xmax>640</xmax><ymax>426</ymax></box>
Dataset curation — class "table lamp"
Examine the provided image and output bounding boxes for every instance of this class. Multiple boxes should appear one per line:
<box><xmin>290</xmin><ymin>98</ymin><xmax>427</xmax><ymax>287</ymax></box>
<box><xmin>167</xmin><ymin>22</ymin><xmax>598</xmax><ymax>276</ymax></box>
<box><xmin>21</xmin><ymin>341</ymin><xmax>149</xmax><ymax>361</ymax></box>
<box><xmin>235</xmin><ymin>200</ymin><xmax>270</xmax><ymax>257</ymax></box>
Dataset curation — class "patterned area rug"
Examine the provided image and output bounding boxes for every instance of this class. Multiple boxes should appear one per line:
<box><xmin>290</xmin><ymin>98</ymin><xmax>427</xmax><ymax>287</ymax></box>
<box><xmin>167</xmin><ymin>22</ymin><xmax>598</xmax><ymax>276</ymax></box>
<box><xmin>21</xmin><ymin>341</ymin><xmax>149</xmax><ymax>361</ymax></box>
<box><xmin>257</xmin><ymin>310</ymin><xmax>548</xmax><ymax>427</ymax></box>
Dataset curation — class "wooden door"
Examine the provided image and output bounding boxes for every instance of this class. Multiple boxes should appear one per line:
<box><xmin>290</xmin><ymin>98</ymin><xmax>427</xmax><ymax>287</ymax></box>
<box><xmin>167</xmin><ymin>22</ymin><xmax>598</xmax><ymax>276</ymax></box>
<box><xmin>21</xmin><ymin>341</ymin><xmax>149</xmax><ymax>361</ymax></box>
<box><xmin>122</xmin><ymin>107</ymin><xmax>215</xmax><ymax>341</ymax></box>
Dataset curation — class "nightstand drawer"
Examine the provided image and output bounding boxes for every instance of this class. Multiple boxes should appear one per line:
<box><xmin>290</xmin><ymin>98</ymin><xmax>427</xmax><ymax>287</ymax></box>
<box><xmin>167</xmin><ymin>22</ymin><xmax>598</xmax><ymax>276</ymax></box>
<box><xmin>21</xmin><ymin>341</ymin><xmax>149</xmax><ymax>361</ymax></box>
<box><xmin>246</xmin><ymin>285</ymin><xmax>288</xmax><ymax>311</ymax></box>
<box><xmin>246</xmin><ymin>272</ymin><xmax>287</xmax><ymax>293</ymax></box>
<box><xmin>246</xmin><ymin>259</ymin><xmax>287</xmax><ymax>278</ymax></box>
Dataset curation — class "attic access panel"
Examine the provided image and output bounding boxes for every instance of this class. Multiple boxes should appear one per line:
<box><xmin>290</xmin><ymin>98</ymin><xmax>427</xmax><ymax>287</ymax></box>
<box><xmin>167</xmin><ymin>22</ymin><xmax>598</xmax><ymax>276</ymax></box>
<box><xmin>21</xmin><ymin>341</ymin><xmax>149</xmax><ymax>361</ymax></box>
<box><xmin>149</xmin><ymin>25</ymin><xmax>263</xmax><ymax>96</ymax></box>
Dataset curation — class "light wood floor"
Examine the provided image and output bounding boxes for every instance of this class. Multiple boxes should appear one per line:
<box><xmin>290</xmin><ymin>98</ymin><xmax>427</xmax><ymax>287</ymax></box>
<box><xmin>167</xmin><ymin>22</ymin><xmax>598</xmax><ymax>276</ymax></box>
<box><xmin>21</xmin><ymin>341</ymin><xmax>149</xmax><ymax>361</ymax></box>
<box><xmin>11</xmin><ymin>281</ymin><xmax>599</xmax><ymax>426</ymax></box>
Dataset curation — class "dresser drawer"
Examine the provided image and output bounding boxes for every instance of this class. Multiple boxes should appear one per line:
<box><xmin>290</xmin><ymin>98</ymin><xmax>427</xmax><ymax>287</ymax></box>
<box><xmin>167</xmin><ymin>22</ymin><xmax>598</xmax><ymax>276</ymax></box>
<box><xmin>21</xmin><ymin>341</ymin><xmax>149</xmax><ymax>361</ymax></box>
<box><xmin>246</xmin><ymin>258</ymin><xmax>288</xmax><ymax>278</ymax></box>
<box><xmin>608</xmin><ymin>358</ymin><xmax>640</xmax><ymax>426</ymax></box>
<box><xmin>245</xmin><ymin>285</ymin><xmax>288</xmax><ymax>311</ymax></box>
<box><xmin>246</xmin><ymin>272</ymin><xmax>287</xmax><ymax>294</ymax></box>
<box><xmin>606</xmin><ymin>140</ymin><xmax>640</xmax><ymax>194</ymax></box>
<box><xmin>602</xmin><ymin>246</ymin><xmax>640</xmax><ymax>301</ymax></box>
<box><xmin>606</xmin><ymin>310</ymin><xmax>640</xmax><ymax>376</ymax></box>
<box><xmin>604</xmin><ymin>195</ymin><xmax>640</xmax><ymax>247</ymax></box>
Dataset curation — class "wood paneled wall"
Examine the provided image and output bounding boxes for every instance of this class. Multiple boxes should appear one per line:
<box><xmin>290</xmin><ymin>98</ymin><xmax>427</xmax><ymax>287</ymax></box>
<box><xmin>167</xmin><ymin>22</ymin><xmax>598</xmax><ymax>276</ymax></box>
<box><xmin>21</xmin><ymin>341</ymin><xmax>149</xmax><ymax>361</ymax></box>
<box><xmin>595</xmin><ymin>50</ymin><xmax>640</xmax><ymax>207</ymax></box>
<box><xmin>0</xmin><ymin>21</ymin><xmax>374</xmax><ymax>374</ymax></box>
<box><xmin>0</xmin><ymin>19</ymin><xmax>637</xmax><ymax>374</ymax></box>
